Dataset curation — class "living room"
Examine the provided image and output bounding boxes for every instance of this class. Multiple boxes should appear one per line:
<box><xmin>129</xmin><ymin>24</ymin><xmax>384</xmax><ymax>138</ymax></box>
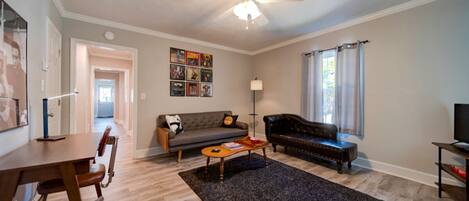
<box><xmin>0</xmin><ymin>0</ymin><xmax>468</xmax><ymax>200</ymax></box>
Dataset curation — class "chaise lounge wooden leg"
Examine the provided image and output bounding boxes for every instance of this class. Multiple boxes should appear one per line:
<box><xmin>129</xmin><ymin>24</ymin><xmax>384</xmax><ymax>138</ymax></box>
<box><xmin>348</xmin><ymin>161</ymin><xmax>352</xmax><ymax>169</ymax></box>
<box><xmin>178</xmin><ymin>150</ymin><xmax>183</xmax><ymax>162</ymax></box>
<box><xmin>39</xmin><ymin>194</ymin><xmax>48</xmax><ymax>201</ymax></box>
<box><xmin>272</xmin><ymin>144</ymin><xmax>277</xmax><ymax>152</ymax></box>
<box><xmin>337</xmin><ymin>161</ymin><xmax>343</xmax><ymax>174</ymax></box>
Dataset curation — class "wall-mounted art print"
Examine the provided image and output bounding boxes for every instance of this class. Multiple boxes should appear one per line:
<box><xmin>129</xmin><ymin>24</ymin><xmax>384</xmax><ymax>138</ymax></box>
<box><xmin>186</xmin><ymin>82</ymin><xmax>200</xmax><ymax>96</ymax></box>
<box><xmin>170</xmin><ymin>64</ymin><xmax>185</xmax><ymax>80</ymax></box>
<box><xmin>186</xmin><ymin>67</ymin><xmax>200</xmax><ymax>82</ymax></box>
<box><xmin>0</xmin><ymin>1</ymin><xmax>28</xmax><ymax>132</ymax></box>
<box><xmin>170</xmin><ymin>47</ymin><xmax>186</xmax><ymax>64</ymax></box>
<box><xmin>186</xmin><ymin>51</ymin><xmax>200</xmax><ymax>66</ymax></box>
<box><xmin>200</xmin><ymin>69</ymin><xmax>212</xmax><ymax>83</ymax></box>
<box><xmin>200</xmin><ymin>53</ymin><xmax>213</xmax><ymax>68</ymax></box>
<box><xmin>200</xmin><ymin>83</ymin><xmax>213</xmax><ymax>97</ymax></box>
<box><xmin>170</xmin><ymin>81</ymin><xmax>185</xmax><ymax>96</ymax></box>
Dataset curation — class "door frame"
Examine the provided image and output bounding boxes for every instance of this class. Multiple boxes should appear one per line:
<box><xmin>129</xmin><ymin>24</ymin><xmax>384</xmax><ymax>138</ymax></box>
<box><xmin>46</xmin><ymin>17</ymin><xmax>62</xmax><ymax>136</ymax></box>
<box><xmin>92</xmin><ymin>65</ymin><xmax>131</xmax><ymax>132</ymax></box>
<box><xmin>70</xmin><ymin>38</ymin><xmax>138</xmax><ymax>157</ymax></box>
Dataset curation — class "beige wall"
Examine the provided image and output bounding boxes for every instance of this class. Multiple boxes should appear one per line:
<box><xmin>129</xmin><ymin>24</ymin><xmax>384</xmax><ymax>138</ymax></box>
<box><xmin>0</xmin><ymin>0</ymin><xmax>62</xmax><ymax>156</ymax></box>
<box><xmin>60</xmin><ymin>19</ymin><xmax>253</xmax><ymax>152</ymax></box>
<box><xmin>253</xmin><ymin>0</ymin><xmax>469</xmax><ymax>175</ymax></box>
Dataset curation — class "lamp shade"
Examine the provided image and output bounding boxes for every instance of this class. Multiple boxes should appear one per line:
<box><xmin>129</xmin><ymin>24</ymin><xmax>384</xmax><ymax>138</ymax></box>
<box><xmin>250</xmin><ymin>79</ymin><xmax>263</xmax><ymax>91</ymax></box>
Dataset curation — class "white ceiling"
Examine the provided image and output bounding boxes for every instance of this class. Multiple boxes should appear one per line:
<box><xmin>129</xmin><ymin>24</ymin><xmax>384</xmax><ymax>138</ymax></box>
<box><xmin>59</xmin><ymin>0</ymin><xmax>411</xmax><ymax>52</ymax></box>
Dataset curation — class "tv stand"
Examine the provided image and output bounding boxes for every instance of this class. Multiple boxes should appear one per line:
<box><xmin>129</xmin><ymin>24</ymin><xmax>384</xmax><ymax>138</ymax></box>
<box><xmin>453</xmin><ymin>141</ymin><xmax>469</xmax><ymax>152</ymax></box>
<box><xmin>433</xmin><ymin>142</ymin><xmax>468</xmax><ymax>200</ymax></box>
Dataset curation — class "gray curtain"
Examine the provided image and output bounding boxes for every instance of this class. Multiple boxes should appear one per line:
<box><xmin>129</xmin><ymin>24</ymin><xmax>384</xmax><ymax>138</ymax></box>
<box><xmin>301</xmin><ymin>51</ymin><xmax>323</xmax><ymax>122</ymax></box>
<box><xmin>335</xmin><ymin>42</ymin><xmax>365</xmax><ymax>136</ymax></box>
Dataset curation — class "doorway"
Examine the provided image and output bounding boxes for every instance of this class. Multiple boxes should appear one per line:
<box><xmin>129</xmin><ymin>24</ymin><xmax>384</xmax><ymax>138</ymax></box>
<box><xmin>69</xmin><ymin>38</ymin><xmax>138</xmax><ymax>156</ymax></box>
<box><xmin>95</xmin><ymin>79</ymin><xmax>115</xmax><ymax>118</ymax></box>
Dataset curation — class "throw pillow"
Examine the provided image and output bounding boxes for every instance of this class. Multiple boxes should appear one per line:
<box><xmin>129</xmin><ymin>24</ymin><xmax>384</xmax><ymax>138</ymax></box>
<box><xmin>165</xmin><ymin>115</ymin><xmax>184</xmax><ymax>135</ymax></box>
<box><xmin>222</xmin><ymin>114</ymin><xmax>238</xmax><ymax>128</ymax></box>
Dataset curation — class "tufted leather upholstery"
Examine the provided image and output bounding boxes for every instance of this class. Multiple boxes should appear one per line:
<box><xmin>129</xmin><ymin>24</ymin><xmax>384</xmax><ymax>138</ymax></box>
<box><xmin>263</xmin><ymin>114</ymin><xmax>357</xmax><ymax>173</ymax></box>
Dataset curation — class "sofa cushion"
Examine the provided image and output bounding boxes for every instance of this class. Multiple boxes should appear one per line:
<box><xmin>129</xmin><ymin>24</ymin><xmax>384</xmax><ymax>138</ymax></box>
<box><xmin>169</xmin><ymin>127</ymin><xmax>247</xmax><ymax>147</ymax></box>
<box><xmin>157</xmin><ymin>111</ymin><xmax>232</xmax><ymax>131</ymax></box>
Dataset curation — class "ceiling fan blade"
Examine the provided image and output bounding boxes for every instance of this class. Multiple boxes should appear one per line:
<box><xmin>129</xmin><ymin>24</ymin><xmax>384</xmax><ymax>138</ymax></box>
<box><xmin>203</xmin><ymin>2</ymin><xmax>239</xmax><ymax>24</ymax></box>
<box><xmin>255</xmin><ymin>14</ymin><xmax>269</xmax><ymax>26</ymax></box>
<box><xmin>255</xmin><ymin>0</ymin><xmax>303</xmax><ymax>4</ymax></box>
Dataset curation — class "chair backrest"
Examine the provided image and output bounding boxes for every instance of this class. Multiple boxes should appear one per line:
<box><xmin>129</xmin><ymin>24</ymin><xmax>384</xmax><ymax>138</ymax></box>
<box><xmin>97</xmin><ymin>126</ymin><xmax>112</xmax><ymax>157</ymax></box>
<box><xmin>101</xmin><ymin>135</ymin><xmax>119</xmax><ymax>188</ymax></box>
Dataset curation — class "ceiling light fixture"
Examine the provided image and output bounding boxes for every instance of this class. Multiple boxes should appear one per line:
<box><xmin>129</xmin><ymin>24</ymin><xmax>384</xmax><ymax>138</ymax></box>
<box><xmin>233</xmin><ymin>0</ymin><xmax>261</xmax><ymax>30</ymax></box>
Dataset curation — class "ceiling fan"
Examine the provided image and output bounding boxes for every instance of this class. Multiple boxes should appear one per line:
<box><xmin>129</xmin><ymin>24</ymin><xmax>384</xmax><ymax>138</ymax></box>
<box><xmin>213</xmin><ymin>0</ymin><xmax>303</xmax><ymax>30</ymax></box>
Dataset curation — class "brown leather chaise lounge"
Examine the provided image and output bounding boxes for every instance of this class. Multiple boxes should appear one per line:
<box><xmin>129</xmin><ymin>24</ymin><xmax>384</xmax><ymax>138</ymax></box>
<box><xmin>156</xmin><ymin>111</ymin><xmax>249</xmax><ymax>162</ymax></box>
<box><xmin>263</xmin><ymin>114</ymin><xmax>358</xmax><ymax>173</ymax></box>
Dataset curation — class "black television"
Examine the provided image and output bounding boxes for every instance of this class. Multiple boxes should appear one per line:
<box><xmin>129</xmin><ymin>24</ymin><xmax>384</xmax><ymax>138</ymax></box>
<box><xmin>454</xmin><ymin>104</ymin><xmax>469</xmax><ymax>144</ymax></box>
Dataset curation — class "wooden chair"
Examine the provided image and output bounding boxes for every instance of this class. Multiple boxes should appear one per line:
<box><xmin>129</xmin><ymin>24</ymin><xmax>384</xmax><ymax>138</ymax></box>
<box><xmin>37</xmin><ymin>126</ymin><xmax>119</xmax><ymax>201</ymax></box>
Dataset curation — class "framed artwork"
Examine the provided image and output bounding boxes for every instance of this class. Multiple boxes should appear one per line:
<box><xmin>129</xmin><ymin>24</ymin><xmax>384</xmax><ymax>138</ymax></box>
<box><xmin>186</xmin><ymin>82</ymin><xmax>200</xmax><ymax>96</ymax></box>
<box><xmin>200</xmin><ymin>53</ymin><xmax>213</xmax><ymax>67</ymax></box>
<box><xmin>186</xmin><ymin>51</ymin><xmax>200</xmax><ymax>66</ymax></box>
<box><xmin>0</xmin><ymin>1</ymin><xmax>28</xmax><ymax>132</ymax></box>
<box><xmin>186</xmin><ymin>67</ymin><xmax>200</xmax><ymax>82</ymax></box>
<box><xmin>200</xmin><ymin>83</ymin><xmax>213</xmax><ymax>97</ymax></box>
<box><xmin>170</xmin><ymin>47</ymin><xmax>185</xmax><ymax>64</ymax></box>
<box><xmin>200</xmin><ymin>69</ymin><xmax>212</xmax><ymax>83</ymax></box>
<box><xmin>170</xmin><ymin>64</ymin><xmax>185</xmax><ymax>80</ymax></box>
<box><xmin>170</xmin><ymin>81</ymin><xmax>185</xmax><ymax>96</ymax></box>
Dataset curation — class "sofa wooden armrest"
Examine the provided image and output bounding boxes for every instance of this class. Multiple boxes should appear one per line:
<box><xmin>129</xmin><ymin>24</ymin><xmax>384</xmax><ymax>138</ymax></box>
<box><xmin>157</xmin><ymin>127</ymin><xmax>170</xmax><ymax>152</ymax></box>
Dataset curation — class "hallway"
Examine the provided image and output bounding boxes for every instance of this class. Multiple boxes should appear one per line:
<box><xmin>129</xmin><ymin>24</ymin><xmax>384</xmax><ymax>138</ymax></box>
<box><xmin>93</xmin><ymin>118</ymin><xmax>127</xmax><ymax>135</ymax></box>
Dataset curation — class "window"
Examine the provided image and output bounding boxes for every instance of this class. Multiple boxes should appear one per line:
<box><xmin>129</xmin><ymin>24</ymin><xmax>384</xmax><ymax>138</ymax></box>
<box><xmin>322</xmin><ymin>50</ymin><xmax>336</xmax><ymax>124</ymax></box>
<box><xmin>303</xmin><ymin>42</ymin><xmax>365</xmax><ymax>136</ymax></box>
<box><xmin>99</xmin><ymin>87</ymin><xmax>113</xmax><ymax>103</ymax></box>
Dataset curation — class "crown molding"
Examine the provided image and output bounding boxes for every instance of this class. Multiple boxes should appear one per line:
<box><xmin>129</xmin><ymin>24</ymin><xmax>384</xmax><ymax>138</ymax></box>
<box><xmin>251</xmin><ymin>0</ymin><xmax>437</xmax><ymax>55</ymax></box>
<box><xmin>52</xmin><ymin>0</ymin><xmax>66</xmax><ymax>16</ymax></box>
<box><xmin>53</xmin><ymin>0</ymin><xmax>436</xmax><ymax>56</ymax></box>
<box><xmin>52</xmin><ymin>0</ymin><xmax>252</xmax><ymax>55</ymax></box>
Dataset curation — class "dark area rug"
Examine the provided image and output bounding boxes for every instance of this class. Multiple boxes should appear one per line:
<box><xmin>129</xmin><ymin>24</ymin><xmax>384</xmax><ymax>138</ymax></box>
<box><xmin>178</xmin><ymin>154</ymin><xmax>381</xmax><ymax>201</ymax></box>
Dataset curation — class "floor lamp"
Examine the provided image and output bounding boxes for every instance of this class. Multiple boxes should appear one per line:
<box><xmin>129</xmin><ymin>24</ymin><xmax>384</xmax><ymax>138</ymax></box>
<box><xmin>250</xmin><ymin>78</ymin><xmax>263</xmax><ymax>137</ymax></box>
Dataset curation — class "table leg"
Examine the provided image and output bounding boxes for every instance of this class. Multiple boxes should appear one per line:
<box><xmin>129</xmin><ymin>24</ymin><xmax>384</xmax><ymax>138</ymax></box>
<box><xmin>248</xmin><ymin>150</ymin><xmax>251</xmax><ymax>160</ymax></box>
<box><xmin>205</xmin><ymin>157</ymin><xmax>210</xmax><ymax>173</ymax></box>
<box><xmin>220</xmin><ymin>157</ymin><xmax>225</xmax><ymax>182</ymax></box>
<box><xmin>438</xmin><ymin>147</ymin><xmax>442</xmax><ymax>198</ymax></box>
<box><xmin>0</xmin><ymin>171</ymin><xmax>20</xmax><ymax>201</ymax></box>
<box><xmin>466</xmin><ymin>159</ymin><xmax>469</xmax><ymax>200</ymax></box>
<box><xmin>262</xmin><ymin>148</ymin><xmax>267</xmax><ymax>166</ymax></box>
<box><xmin>59</xmin><ymin>163</ymin><xmax>82</xmax><ymax>201</ymax></box>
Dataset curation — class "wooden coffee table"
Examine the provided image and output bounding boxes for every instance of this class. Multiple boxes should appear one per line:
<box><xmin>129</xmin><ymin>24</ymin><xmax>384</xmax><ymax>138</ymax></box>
<box><xmin>201</xmin><ymin>136</ymin><xmax>269</xmax><ymax>182</ymax></box>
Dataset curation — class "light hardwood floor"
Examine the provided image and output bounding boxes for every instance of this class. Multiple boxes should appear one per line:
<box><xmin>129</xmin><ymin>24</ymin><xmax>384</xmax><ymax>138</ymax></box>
<box><xmin>46</xmin><ymin>120</ymin><xmax>452</xmax><ymax>201</ymax></box>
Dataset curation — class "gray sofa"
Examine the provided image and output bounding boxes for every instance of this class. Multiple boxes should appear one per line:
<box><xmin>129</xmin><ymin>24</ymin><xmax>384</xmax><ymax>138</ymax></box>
<box><xmin>156</xmin><ymin>111</ymin><xmax>248</xmax><ymax>161</ymax></box>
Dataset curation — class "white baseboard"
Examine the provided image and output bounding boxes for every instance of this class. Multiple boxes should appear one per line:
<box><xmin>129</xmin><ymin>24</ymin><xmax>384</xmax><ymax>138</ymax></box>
<box><xmin>133</xmin><ymin>146</ymin><xmax>164</xmax><ymax>159</ymax></box>
<box><xmin>352</xmin><ymin>157</ymin><xmax>462</xmax><ymax>187</ymax></box>
<box><xmin>255</xmin><ymin>132</ymin><xmax>462</xmax><ymax>187</ymax></box>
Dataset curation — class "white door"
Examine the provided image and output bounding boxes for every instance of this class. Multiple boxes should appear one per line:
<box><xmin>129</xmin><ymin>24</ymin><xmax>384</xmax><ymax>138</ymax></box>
<box><xmin>46</xmin><ymin>19</ymin><xmax>62</xmax><ymax>136</ymax></box>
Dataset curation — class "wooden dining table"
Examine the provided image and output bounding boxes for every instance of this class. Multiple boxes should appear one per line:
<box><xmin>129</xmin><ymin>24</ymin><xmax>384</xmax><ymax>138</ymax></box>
<box><xmin>0</xmin><ymin>133</ymin><xmax>100</xmax><ymax>201</ymax></box>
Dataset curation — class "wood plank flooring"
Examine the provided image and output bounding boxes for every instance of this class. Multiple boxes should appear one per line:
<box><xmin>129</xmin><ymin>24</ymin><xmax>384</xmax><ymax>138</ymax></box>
<box><xmin>46</xmin><ymin>120</ymin><xmax>453</xmax><ymax>201</ymax></box>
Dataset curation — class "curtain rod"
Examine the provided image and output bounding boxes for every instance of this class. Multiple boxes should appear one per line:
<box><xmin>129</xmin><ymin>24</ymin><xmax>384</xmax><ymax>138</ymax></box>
<box><xmin>303</xmin><ymin>40</ymin><xmax>369</xmax><ymax>56</ymax></box>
